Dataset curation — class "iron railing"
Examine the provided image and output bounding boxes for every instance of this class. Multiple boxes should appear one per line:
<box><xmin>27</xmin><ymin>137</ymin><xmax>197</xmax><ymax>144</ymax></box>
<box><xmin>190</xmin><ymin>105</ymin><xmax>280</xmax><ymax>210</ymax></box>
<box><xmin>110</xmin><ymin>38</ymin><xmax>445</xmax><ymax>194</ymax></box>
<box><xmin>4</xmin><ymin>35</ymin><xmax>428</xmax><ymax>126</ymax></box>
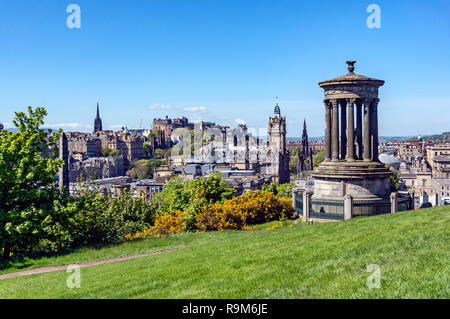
<box><xmin>353</xmin><ymin>199</ymin><xmax>391</xmax><ymax>216</ymax></box>
<box><xmin>310</xmin><ymin>198</ymin><xmax>344</xmax><ymax>220</ymax></box>
<box><xmin>294</xmin><ymin>192</ymin><xmax>303</xmax><ymax>216</ymax></box>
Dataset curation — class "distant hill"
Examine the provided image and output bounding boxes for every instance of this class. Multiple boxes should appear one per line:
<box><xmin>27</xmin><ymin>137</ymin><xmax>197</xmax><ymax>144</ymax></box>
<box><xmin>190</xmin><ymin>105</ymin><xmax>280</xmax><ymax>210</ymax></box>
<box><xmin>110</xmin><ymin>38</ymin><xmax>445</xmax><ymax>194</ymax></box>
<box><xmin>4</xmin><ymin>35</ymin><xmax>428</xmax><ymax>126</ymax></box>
<box><xmin>422</xmin><ymin>132</ymin><xmax>450</xmax><ymax>142</ymax></box>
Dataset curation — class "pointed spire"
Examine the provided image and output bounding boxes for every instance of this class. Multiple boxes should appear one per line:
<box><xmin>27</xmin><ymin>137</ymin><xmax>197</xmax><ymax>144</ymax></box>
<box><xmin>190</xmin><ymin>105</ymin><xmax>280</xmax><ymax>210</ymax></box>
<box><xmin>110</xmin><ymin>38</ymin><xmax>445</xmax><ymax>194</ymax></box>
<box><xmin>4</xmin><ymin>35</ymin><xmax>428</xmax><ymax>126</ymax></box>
<box><xmin>94</xmin><ymin>102</ymin><xmax>102</xmax><ymax>133</ymax></box>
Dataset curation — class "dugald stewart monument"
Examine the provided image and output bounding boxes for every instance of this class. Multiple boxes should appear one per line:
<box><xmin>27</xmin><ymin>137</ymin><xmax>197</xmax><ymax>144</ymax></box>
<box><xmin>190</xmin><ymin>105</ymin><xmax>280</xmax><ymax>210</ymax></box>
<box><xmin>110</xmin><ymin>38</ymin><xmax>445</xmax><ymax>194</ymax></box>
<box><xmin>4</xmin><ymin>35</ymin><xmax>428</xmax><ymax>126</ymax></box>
<box><xmin>303</xmin><ymin>61</ymin><xmax>402</xmax><ymax>219</ymax></box>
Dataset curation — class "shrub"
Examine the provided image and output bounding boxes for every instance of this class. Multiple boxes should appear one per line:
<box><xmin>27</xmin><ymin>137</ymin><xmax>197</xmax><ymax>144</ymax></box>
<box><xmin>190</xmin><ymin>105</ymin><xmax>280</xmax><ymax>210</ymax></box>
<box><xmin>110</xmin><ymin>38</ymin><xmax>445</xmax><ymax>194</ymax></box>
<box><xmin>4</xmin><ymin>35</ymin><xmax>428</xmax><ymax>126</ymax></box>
<box><xmin>151</xmin><ymin>173</ymin><xmax>236</xmax><ymax>231</ymax></box>
<box><xmin>125</xmin><ymin>210</ymin><xmax>185</xmax><ymax>240</ymax></box>
<box><xmin>195</xmin><ymin>191</ymin><xmax>294</xmax><ymax>231</ymax></box>
<box><xmin>67</xmin><ymin>187</ymin><xmax>155</xmax><ymax>246</ymax></box>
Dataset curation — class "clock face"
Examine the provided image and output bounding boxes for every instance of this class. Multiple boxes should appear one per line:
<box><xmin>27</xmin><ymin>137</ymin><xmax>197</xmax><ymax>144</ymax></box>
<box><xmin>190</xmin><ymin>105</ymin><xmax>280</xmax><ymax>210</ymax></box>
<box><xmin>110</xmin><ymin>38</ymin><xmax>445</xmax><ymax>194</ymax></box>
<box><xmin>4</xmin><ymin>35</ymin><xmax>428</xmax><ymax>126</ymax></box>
<box><xmin>273</xmin><ymin>123</ymin><xmax>279</xmax><ymax>129</ymax></box>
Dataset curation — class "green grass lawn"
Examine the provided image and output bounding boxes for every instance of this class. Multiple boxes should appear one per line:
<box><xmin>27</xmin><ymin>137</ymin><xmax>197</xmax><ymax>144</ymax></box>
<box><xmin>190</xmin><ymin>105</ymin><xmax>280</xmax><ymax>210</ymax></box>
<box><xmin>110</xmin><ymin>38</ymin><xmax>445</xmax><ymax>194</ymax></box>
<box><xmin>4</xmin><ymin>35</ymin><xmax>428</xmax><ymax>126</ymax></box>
<box><xmin>0</xmin><ymin>206</ymin><xmax>448</xmax><ymax>298</ymax></box>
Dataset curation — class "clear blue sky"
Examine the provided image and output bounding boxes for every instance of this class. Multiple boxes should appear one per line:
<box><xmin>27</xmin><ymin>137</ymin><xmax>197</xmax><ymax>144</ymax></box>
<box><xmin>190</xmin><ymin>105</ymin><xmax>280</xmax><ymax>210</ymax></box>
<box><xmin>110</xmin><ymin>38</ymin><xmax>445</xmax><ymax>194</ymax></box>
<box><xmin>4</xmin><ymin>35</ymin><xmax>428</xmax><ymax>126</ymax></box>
<box><xmin>0</xmin><ymin>0</ymin><xmax>449</xmax><ymax>137</ymax></box>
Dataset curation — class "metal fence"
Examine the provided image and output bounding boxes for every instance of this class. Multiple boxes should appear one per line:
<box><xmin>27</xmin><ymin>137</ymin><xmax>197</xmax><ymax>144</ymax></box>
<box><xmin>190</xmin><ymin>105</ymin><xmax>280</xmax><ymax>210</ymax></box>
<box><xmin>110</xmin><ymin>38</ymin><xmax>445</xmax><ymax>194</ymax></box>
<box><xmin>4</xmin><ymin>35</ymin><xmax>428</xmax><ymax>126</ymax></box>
<box><xmin>294</xmin><ymin>192</ymin><xmax>303</xmax><ymax>216</ymax></box>
<box><xmin>353</xmin><ymin>199</ymin><xmax>391</xmax><ymax>216</ymax></box>
<box><xmin>310</xmin><ymin>198</ymin><xmax>345</xmax><ymax>220</ymax></box>
<box><xmin>398</xmin><ymin>196</ymin><xmax>411</xmax><ymax>212</ymax></box>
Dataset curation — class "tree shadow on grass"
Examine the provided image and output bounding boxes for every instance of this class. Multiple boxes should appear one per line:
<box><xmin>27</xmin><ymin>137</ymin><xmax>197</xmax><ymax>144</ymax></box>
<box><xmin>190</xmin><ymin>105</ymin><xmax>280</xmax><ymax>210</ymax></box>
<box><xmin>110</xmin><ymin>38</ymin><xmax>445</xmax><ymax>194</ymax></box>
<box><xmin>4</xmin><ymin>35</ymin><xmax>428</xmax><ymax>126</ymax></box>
<box><xmin>0</xmin><ymin>241</ymin><xmax>125</xmax><ymax>272</ymax></box>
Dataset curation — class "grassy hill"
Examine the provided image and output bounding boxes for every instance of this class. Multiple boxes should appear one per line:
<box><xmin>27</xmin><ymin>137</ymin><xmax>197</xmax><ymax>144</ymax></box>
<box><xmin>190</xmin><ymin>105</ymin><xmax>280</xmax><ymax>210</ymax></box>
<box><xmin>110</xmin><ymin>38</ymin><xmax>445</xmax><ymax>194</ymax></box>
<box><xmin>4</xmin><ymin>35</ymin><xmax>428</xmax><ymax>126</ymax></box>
<box><xmin>0</xmin><ymin>206</ymin><xmax>448</xmax><ymax>298</ymax></box>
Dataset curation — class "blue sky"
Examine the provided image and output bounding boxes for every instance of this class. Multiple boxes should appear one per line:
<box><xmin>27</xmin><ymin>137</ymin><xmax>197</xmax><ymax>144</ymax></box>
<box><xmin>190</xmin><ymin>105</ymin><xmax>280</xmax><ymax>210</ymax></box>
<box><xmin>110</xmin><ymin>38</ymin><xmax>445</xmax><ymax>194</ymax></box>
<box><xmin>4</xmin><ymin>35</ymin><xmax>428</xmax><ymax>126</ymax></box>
<box><xmin>0</xmin><ymin>0</ymin><xmax>449</xmax><ymax>137</ymax></box>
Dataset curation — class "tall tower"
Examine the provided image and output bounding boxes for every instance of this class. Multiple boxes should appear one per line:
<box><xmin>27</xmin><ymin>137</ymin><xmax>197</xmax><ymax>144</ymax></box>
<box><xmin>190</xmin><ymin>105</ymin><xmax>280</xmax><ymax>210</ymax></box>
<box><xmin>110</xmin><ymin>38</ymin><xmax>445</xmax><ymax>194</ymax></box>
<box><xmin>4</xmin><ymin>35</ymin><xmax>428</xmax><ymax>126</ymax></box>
<box><xmin>298</xmin><ymin>119</ymin><xmax>313</xmax><ymax>172</ymax></box>
<box><xmin>94</xmin><ymin>102</ymin><xmax>102</xmax><ymax>133</ymax></box>
<box><xmin>267</xmin><ymin>98</ymin><xmax>290</xmax><ymax>184</ymax></box>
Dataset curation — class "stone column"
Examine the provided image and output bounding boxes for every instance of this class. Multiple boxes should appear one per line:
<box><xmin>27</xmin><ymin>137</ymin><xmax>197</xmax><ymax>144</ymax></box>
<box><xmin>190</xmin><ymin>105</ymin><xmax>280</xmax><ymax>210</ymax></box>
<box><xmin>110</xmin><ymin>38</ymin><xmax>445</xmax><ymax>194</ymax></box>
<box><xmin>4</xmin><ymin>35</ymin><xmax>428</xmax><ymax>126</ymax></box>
<box><xmin>344</xmin><ymin>194</ymin><xmax>353</xmax><ymax>220</ymax></box>
<box><xmin>340</xmin><ymin>100</ymin><xmax>347</xmax><ymax>160</ymax></box>
<box><xmin>363</xmin><ymin>99</ymin><xmax>372</xmax><ymax>161</ymax></box>
<box><xmin>372</xmin><ymin>98</ymin><xmax>379</xmax><ymax>161</ymax></box>
<box><xmin>331</xmin><ymin>99</ymin><xmax>339</xmax><ymax>161</ymax></box>
<box><xmin>346</xmin><ymin>98</ymin><xmax>355</xmax><ymax>162</ymax></box>
<box><xmin>324</xmin><ymin>100</ymin><xmax>331</xmax><ymax>161</ymax></box>
<box><xmin>302</xmin><ymin>191</ymin><xmax>312</xmax><ymax>222</ymax></box>
<box><xmin>409</xmin><ymin>190</ymin><xmax>415</xmax><ymax>210</ymax></box>
<box><xmin>391</xmin><ymin>192</ymin><xmax>398</xmax><ymax>213</ymax></box>
<box><xmin>356</xmin><ymin>100</ymin><xmax>363</xmax><ymax>160</ymax></box>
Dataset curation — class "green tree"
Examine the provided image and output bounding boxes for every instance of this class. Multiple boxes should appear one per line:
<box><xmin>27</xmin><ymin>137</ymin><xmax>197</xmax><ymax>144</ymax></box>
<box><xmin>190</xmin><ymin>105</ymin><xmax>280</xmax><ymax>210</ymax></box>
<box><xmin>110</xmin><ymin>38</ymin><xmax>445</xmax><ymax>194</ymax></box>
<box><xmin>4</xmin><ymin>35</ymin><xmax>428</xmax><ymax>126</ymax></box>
<box><xmin>262</xmin><ymin>182</ymin><xmax>278</xmax><ymax>195</ymax></box>
<box><xmin>313</xmin><ymin>149</ymin><xmax>325</xmax><ymax>168</ymax></box>
<box><xmin>109</xmin><ymin>149</ymin><xmax>121</xmax><ymax>157</ymax></box>
<box><xmin>390</xmin><ymin>168</ymin><xmax>400</xmax><ymax>192</ymax></box>
<box><xmin>102</xmin><ymin>147</ymin><xmax>113</xmax><ymax>157</ymax></box>
<box><xmin>129</xmin><ymin>159</ymin><xmax>163</xmax><ymax>180</ymax></box>
<box><xmin>143</xmin><ymin>143</ymin><xmax>152</xmax><ymax>157</ymax></box>
<box><xmin>0</xmin><ymin>107</ymin><xmax>64</xmax><ymax>258</ymax></box>
<box><xmin>289</xmin><ymin>149</ymin><xmax>299</xmax><ymax>175</ymax></box>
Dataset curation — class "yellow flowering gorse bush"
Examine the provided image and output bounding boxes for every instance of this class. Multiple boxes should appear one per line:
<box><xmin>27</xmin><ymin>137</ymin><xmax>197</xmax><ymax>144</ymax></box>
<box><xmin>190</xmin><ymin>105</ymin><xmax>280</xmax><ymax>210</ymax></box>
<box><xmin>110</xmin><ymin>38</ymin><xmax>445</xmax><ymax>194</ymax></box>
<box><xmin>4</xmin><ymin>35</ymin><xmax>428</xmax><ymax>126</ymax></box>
<box><xmin>195</xmin><ymin>191</ymin><xmax>293</xmax><ymax>231</ymax></box>
<box><xmin>125</xmin><ymin>191</ymin><xmax>294</xmax><ymax>240</ymax></box>
<box><xmin>125</xmin><ymin>210</ymin><xmax>185</xmax><ymax>240</ymax></box>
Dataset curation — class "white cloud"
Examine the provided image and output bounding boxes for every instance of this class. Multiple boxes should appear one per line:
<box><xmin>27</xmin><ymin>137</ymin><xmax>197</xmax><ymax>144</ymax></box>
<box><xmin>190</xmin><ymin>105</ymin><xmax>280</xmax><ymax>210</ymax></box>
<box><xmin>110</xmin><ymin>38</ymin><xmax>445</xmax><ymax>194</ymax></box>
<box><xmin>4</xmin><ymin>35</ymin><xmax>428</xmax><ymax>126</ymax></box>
<box><xmin>184</xmin><ymin>106</ymin><xmax>207</xmax><ymax>113</ymax></box>
<box><xmin>148</xmin><ymin>104</ymin><xmax>171</xmax><ymax>110</ymax></box>
<box><xmin>235</xmin><ymin>118</ymin><xmax>245</xmax><ymax>125</ymax></box>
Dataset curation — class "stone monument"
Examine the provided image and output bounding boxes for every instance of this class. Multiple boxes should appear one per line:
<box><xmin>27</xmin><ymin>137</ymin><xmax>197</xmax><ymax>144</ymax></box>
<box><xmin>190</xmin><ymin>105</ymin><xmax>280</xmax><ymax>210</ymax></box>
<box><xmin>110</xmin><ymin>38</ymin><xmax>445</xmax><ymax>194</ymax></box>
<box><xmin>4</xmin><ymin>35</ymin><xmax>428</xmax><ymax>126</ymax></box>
<box><xmin>311</xmin><ymin>61</ymin><xmax>392</xmax><ymax>215</ymax></box>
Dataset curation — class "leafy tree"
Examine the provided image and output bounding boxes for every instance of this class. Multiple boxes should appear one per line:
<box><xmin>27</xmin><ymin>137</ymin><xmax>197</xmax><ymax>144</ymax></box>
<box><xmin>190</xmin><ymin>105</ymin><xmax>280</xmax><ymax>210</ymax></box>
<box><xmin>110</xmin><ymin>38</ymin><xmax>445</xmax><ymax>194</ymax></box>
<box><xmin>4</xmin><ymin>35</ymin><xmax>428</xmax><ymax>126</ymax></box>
<box><xmin>0</xmin><ymin>107</ymin><xmax>63</xmax><ymax>258</ymax></box>
<box><xmin>390</xmin><ymin>168</ymin><xmax>400</xmax><ymax>192</ymax></box>
<box><xmin>109</xmin><ymin>150</ymin><xmax>121</xmax><ymax>157</ymax></box>
<box><xmin>313</xmin><ymin>149</ymin><xmax>325</xmax><ymax>168</ymax></box>
<box><xmin>262</xmin><ymin>182</ymin><xmax>278</xmax><ymax>195</ymax></box>
<box><xmin>289</xmin><ymin>152</ymin><xmax>298</xmax><ymax>174</ymax></box>
<box><xmin>102</xmin><ymin>147</ymin><xmax>113</xmax><ymax>157</ymax></box>
<box><xmin>262</xmin><ymin>182</ymin><xmax>293</xmax><ymax>198</ymax></box>
<box><xmin>143</xmin><ymin>143</ymin><xmax>152</xmax><ymax>157</ymax></box>
<box><xmin>129</xmin><ymin>159</ymin><xmax>163</xmax><ymax>180</ymax></box>
<box><xmin>276</xmin><ymin>183</ymin><xmax>294</xmax><ymax>198</ymax></box>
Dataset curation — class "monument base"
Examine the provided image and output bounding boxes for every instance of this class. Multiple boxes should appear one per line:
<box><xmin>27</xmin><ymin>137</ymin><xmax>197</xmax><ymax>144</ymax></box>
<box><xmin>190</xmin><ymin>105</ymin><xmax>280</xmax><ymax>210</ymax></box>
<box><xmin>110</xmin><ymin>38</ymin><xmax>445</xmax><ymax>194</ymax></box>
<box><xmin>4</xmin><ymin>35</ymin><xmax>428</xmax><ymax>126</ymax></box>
<box><xmin>311</xmin><ymin>160</ymin><xmax>392</xmax><ymax>199</ymax></box>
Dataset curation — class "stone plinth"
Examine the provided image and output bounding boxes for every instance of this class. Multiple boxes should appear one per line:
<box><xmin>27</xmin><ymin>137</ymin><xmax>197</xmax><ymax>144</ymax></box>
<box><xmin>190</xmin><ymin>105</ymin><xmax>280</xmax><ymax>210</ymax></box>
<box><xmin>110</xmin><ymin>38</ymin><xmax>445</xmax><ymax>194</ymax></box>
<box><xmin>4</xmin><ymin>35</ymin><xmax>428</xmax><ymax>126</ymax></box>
<box><xmin>312</xmin><ymin>160</ymin><xmax>392</xmax><ymax>199</ymax></box>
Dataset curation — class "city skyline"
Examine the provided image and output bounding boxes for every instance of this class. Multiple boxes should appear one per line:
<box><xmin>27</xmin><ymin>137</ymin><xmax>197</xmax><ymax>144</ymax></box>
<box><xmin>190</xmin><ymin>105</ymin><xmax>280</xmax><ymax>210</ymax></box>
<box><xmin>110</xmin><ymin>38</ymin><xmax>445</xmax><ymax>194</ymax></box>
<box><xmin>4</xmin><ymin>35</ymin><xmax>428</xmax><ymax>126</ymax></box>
<box><xmin>1</xmin><ymin>0</ymin><xmax>449</xmax><ymax>136</ymax></box>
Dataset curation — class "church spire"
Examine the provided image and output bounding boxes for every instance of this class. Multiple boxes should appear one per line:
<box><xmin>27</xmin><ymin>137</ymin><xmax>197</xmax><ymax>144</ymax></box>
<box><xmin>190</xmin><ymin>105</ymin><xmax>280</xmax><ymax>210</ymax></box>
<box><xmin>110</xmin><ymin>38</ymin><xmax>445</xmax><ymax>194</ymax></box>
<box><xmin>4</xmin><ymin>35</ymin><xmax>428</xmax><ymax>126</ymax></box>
<box><xmin>94</xmin><ymin>102</ymin><xmax>102</xmax><ymax>133</ymax></box>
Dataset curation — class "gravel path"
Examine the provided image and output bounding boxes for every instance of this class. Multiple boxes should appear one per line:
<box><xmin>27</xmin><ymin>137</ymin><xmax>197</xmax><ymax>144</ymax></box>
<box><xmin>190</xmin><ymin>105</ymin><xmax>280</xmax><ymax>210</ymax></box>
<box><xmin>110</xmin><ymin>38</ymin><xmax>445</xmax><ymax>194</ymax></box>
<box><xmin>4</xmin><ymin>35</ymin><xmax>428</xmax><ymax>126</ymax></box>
<box><xmin>0</xmin><ymin>247</ymin><xmax>185</xmax><ymax>280</ymax></box>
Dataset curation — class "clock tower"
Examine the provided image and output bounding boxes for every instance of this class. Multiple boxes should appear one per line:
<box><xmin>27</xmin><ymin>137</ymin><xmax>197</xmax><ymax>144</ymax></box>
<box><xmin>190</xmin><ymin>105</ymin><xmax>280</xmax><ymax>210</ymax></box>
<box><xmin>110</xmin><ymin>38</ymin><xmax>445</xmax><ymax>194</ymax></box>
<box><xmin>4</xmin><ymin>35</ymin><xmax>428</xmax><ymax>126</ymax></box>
<box><xmin>267</xmin><ymin>98</ymin><xmax>290</xmax><ymax>184</ymax></box>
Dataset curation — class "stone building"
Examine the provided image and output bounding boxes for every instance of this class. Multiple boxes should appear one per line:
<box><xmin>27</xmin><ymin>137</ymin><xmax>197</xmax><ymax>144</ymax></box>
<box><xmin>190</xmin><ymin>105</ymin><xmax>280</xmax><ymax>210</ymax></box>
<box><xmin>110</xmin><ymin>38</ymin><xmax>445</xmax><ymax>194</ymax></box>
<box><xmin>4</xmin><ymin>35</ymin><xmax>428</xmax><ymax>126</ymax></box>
<box><xmin>95</xmin><ymin>130</ymin><xmax>145</xmax><ymax>164</ymax></box>
<box><xmin>69</xmin><ymin>156</ymin><xmax>124</xmax><ymax>182</ymax></box>
<box><xmin>66</xmin><ymin>132</ymin><xmax>102</xmax><ymax>157</ymax></box>
<box><xmin>427</xmin><ymin>144</ymin><xmax>450</xmax><ymax>178</ymax></box>
<box><xmin>399</xmin><ymin>142</ymin><xmax>421</xmax><ymax>162</ymax></box>
<box><xmin>152</xmin><ymin>116</ymin><xmax>192</xmax><ymax>141</ymax></box>
<box><xmin>136</xmin><ymin>180</ymin><xmax>164</xmax><ymax>202</ymax></box>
